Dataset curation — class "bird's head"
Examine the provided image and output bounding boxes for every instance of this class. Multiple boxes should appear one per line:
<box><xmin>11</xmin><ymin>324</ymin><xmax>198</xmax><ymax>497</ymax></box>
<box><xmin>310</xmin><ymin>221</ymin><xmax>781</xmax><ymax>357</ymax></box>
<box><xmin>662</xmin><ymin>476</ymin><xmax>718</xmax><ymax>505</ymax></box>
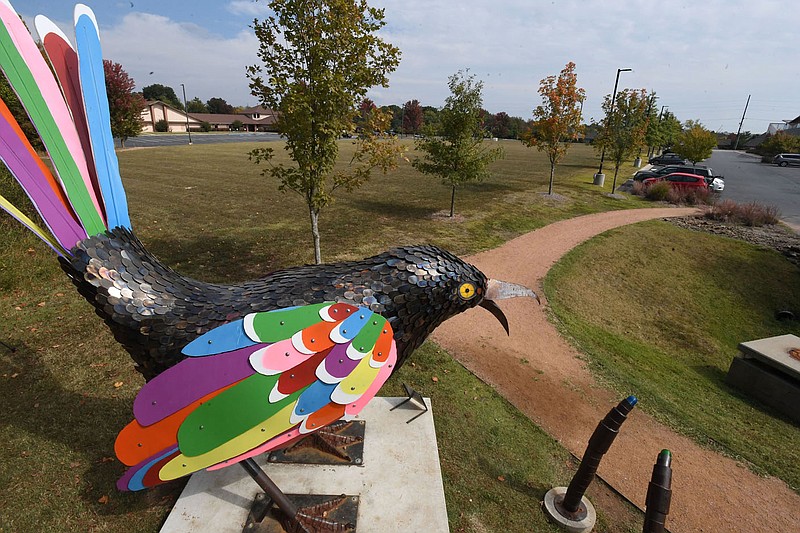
<box><xmin>358</xmin><ymin>245</ymin><xmax>538</xmax><ymax>370</ymax></box>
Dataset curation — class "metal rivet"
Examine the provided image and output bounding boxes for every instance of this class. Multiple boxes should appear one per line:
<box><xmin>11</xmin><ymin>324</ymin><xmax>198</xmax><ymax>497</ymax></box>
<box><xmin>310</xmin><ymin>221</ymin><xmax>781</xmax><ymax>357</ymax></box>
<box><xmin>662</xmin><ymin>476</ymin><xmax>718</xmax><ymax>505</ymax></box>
<box><xmin>339</xmin><ymin>359</ymin><xmax>344</xmax><ymax>363</ymax></box>
<box><xmin>137</xmin><ymin>443</ymin><xmax>142</xmax><ymax>447</ymax></box>
<box><xmin>151</xmin><ymin>400</ymin><xmax>157</xmax><ymax>405</ymax></box>
<box><xmin>311</xmin><ymin>423</ymin><xmax>316</xmax><ymax>427</ymax></box>
<box><xmin>207</xmin><ymin>340</ymin><xmax>212</xmax><ymax>344</ymax></box>
<box><xmin>359</xmin><ymin>346</ymin><xmax>364</xmax><ymax>350</ymax></box>
<box><xmin>199</xmin><ymin>425</ymin><xmax>204</xmax><ymax>430</ymax></box>
<box><xmin>182</xmin><ymin>464</ymin><xmax>186</xmax><ymax>467</ymax></box>
<box><xmin>311</xmin><ymin>338</ymin><xmax>315</xmax><ymax>343</ymax></box>
<box><xmin>285</xmin><ymin>351</ymin><xmax>290</xmax><ymax>357</ymax></box>
<box><xmin>280</xmin><ymin>321</ymin><xmax>285</xmax><ymax>325</ymax></box>
<box><xmin>378</xmin><ymin>352</ymin><xmax>382</xmax><ymax>356</ymax></box>
<box><xmin>373</xmin><ymin>321</ymin><xmax>377</xmax><ymax>325</ymax></box>
<box><xmin>290</xmin><ymin>374</ymin><xmax>295</xmax><ymax>378</ymax></box>
<box><xmin>261</xmin><ymin>428</ymin><xmax>266</xmax><ymax>432</ymax></box>
<box><xmin>343</xmin><ymin>329</ymin><xmax>347</xmax><ymax>334</ymax></box>
<box><xmin>351</xmin><ymin>387</ymin><xmax>356</xmax><ymax>391</ymax></box>
<box><xmin>359</xmin><ymin>315</ymin><xmax>364</xmax><ymax>319</ymax></box>
<box><xmin>299</xmin><ymin>408</ymin><xmax>304</xmax><ymax>413</ymax></box>
<box><xmin>355</xmin><ymin>458</ymin><xmax>362</xmax><ymax>464</ymax></box>
<box><xmin>383</xmin><ymin>330</ymin><xmax>387</xmax><ymax>334</ymax></box>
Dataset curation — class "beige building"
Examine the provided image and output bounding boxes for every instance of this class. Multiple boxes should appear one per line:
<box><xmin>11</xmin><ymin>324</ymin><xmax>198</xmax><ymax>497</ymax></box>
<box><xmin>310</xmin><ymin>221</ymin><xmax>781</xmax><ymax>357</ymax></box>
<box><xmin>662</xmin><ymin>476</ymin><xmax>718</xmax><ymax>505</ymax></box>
<box><xmin>140</xmin><ymin>101</ymin><xmax>278</xmax><ymax>133</ymax></box>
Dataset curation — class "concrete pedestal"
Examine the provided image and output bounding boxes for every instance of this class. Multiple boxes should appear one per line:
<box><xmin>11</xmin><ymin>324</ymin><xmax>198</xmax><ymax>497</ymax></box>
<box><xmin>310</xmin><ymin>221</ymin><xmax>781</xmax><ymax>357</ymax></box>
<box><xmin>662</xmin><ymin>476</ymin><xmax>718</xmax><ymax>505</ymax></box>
<box><xmin>726</xmin><ymin>334</ymin><xmax>800</xmax><ymax>423</ymax></box>
<box><xmin>160</xmin><ymin>397</ymin><xmax>448</xmax><ymax>533</ymax></box>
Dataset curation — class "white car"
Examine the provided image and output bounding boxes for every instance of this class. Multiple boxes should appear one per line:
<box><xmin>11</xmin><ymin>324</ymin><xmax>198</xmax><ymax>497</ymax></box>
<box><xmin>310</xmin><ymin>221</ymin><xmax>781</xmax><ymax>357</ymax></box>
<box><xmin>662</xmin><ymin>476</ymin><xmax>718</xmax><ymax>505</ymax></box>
<box><xmin>708</xmin><ymin>177</ymin><xmax>724</xmax><ymax>193</ymax></box>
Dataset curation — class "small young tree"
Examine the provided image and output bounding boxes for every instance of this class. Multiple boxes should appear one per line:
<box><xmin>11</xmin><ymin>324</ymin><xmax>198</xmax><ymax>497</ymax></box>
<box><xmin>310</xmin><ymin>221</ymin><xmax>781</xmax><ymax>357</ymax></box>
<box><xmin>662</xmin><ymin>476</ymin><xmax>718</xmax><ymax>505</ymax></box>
<box><xmin>674</xmin><ymin>122</ymin><xmax>718</xmax><ymax>165</ymax></box>
<box><xmin>659</xmin><ymin>110</ymin><xmax>682</xmax><ymax>151</ymax></box>
<box><xmin>523</xmin><ymin>61</ymin><xmax>585</xmax><ymax>195</ymax></box>
<box><xmin>103</xmin><ymin>60</ymin><xmax>145</xmax><ymax>148</ymax></box>
<box><xmin>247</xmin><ymin>0</ymin><xmax>402</xmax><ymax>264</ymax></box>
<box><xmin>413</xmin><ymin>70</ymin><xmax>504</xmax><ymax>217</ymax></box>
<box><xmin>595</xmin><ymin>88</ymin><xmax>650</xmax><ymax>193</ymax></box>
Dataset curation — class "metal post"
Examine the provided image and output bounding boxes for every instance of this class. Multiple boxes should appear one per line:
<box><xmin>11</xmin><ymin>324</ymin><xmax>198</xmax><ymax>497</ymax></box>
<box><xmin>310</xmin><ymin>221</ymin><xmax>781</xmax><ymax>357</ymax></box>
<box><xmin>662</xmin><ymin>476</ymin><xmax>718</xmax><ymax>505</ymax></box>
<box><xmin>180</xmin><ymin>83</ymin><xmax>192</xmax><ymax>145</ymax></box>
<box><xmin>643</xmin><ymin>450</ymin><xmax>673</xmax><ymax>533</ymax></box>
<box><xmin>596</xmin><ymin>68</ymin><xmax>632</xmax><ymax>176</ymax></box>
<box><xmin>562</xmin><ymin>395</ymin><xmax>638</xmax><ymax>512</ymax></box>
<box><xmin>733</xmin><ymin>94</ymin><xmax>751</xmax><ymax>150</ymax></box>
<box><xmin>240</xmin><ymin>458</ymin><xmax>300</xmax><ymax>527</ymax></box>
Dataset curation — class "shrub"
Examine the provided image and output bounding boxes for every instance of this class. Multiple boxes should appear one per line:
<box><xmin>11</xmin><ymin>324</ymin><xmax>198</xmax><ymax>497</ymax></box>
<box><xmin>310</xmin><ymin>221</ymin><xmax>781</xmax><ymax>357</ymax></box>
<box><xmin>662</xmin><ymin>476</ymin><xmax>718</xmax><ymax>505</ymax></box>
<box><xmin>755</xmin><ymin>131</ymin><xmax>800</xmax><ymax>158</ymax></box>
<box><xmin>231</xmin><ymin>119</ymin><xmax>244</xmax><ymax>131</ymax></box>
<box><xmin>666</xmin><ymin>186</ymin><xmax>712</xmax><ymax>206</ymax></box>
<box><xmin>154</xmin><ymin>119</ymin><xmax>169</xmax><ymax>132</ymax></box>
<box><xmin>200</xmin><ymin>121</ymin><xmax>212</xmax><ymax>132</ymax></box>
<box><xmin>644</xmin><ymin>181</ymin><xmax>670</xmax><ymax>201</ymax></box>
<box><xmin>704</xmin><ymin>200</ymin><xmax>779</xmax><ymax>226</ymax></box>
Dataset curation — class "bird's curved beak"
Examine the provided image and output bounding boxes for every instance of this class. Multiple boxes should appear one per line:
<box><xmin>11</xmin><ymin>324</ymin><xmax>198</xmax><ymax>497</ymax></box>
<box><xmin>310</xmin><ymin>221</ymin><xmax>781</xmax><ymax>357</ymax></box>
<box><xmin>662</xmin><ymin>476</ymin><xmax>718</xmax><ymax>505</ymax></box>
<box><xmin>479</xmin><ymin>279</ymin><xmax>540</xmax><ymax>335</ymax></box>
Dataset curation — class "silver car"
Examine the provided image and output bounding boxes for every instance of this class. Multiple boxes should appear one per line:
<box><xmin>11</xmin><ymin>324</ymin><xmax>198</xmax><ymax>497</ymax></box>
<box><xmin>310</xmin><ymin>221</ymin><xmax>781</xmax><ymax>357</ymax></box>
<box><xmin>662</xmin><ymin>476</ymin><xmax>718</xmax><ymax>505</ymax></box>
<box><xmin>773</xmin><ymin>153</ymin><xmax>800</xmax><ymax>167</ymax></box>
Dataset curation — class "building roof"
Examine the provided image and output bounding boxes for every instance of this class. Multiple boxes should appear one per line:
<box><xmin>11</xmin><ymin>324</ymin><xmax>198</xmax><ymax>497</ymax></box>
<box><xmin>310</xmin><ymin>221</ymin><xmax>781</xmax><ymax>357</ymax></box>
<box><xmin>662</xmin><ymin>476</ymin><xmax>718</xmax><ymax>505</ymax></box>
<box><xmin>188</xmin><ymin>112</ymin><xmax>276</xmax><ymax>125</ymax></box>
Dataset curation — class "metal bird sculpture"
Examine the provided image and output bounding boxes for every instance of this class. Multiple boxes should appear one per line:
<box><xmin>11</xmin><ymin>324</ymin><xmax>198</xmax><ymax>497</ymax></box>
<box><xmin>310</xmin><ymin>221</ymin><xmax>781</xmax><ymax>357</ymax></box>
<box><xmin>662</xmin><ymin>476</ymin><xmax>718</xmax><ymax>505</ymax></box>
<box><xmin>0</xmin><ymin>0</ymin><xmax>537</xmax><ymax>516</ymax></box>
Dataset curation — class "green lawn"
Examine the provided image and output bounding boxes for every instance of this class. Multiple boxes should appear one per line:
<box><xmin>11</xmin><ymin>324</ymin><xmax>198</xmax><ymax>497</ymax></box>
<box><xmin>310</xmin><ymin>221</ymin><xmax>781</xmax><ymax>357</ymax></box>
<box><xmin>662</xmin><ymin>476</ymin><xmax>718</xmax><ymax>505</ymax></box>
<box><xmin>545</xmin><ymin>220</ymin><xmax>800</xmax><ymax>493</ymax></box>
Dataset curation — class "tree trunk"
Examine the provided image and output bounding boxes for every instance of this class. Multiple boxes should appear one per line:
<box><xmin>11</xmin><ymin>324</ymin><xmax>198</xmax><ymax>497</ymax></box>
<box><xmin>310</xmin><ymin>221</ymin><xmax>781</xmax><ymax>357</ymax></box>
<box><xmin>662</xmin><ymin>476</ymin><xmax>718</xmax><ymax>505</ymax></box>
<box><xmin>309</xmin><ymin>206</ymin><xmax>321</xmax><ymax>264</ymax></box>
<box><xmin>611</xmin><ymin>164</ymin><xmax>620</xmax><ymax>194</ymax></box>
<box><xmin>548</xmin><ymin>163</ymin><xmax>555</xmax><ymax>195</ymax></box>
<box><xmin>450</xmin><ymin>184</ymin><xmax>456</xmax><ymax>218</ymax></box>
<box><xmin>120</xmin><ymin>137</ymin><xmax>126</xmax><ymax>149</ymax></box>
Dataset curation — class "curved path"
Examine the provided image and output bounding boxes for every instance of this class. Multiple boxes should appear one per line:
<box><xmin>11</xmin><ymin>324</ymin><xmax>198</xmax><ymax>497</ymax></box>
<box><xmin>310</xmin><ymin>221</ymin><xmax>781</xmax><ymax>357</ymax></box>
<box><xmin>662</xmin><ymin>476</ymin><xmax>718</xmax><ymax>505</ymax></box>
<box><xmin>432</xmin><ymin>207</ymin><xmax>800</xmax><ymax>532</ymax></box>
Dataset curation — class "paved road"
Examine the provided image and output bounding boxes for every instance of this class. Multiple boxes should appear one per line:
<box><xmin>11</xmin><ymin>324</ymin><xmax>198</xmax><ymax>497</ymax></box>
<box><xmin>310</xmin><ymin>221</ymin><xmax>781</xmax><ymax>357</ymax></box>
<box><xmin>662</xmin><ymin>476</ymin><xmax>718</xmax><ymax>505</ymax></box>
<box><xmin>116</xmin><ymin>131</ymin><xmax>283</xmax><ymax>148</ymax></box>
<box><xmin>706</xmin><ymin>150</ymin><xmax>800</xmax><ymax>229</ymax></box>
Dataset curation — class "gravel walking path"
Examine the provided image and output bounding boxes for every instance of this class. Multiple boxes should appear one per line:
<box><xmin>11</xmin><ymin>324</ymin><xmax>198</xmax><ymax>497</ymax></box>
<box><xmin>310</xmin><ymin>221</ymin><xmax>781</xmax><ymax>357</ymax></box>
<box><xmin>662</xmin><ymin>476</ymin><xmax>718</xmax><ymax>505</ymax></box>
<box><xmin>432</xmin><ymin>207</ymin><xmax>800</xmax><ymax>532</ymax></box>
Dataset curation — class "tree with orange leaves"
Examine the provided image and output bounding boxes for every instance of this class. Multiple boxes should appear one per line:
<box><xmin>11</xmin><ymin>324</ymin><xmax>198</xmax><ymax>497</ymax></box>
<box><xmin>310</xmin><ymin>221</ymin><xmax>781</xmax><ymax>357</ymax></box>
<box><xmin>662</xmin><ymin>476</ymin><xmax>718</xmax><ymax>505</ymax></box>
<box><xmin>524</xmin><ymin>62</ymin><xmax>585</xmax><ymax>195</ymax></box>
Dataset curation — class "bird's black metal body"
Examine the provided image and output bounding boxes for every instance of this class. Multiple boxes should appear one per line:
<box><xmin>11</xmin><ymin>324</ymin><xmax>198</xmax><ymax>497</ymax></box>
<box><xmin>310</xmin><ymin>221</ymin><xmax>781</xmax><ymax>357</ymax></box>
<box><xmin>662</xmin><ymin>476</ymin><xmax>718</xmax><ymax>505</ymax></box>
<box><xmin>59</xmin><ymin>227</ymin><xmax>488</xmax><ymax>380</ymax></box>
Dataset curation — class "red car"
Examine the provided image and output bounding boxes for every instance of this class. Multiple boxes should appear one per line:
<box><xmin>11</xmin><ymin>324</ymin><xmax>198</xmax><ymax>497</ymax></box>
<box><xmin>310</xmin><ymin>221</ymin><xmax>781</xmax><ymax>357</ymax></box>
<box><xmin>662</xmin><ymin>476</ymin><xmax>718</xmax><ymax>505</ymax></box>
<box><xmin>642</xmin><ymin>172</ymin><xmax>708</xmax><ymax>190</ymax></box>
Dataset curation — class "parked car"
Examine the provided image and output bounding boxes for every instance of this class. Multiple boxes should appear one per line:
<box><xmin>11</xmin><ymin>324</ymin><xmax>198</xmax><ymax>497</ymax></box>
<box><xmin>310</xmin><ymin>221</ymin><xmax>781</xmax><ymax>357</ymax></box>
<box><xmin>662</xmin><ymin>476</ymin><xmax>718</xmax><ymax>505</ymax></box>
<box><xmin>648</xmin><ymin>152</ymin><xmax>687</xmax><ymax>166</ymax></box>
<box><xmin>642</xmin><ymin>172</ymin><xmax>709</xmax><ymax>191</ymax></box>
<box><xmin>635</xmin><ymin>164</ymin><xmax>723</xmax><ymax>185</ymax></box>
<box><xmin>773</xmin><ymin>153</ymin><xmax>800</xmax><ymax>167</ymax></box>
<box><xmin>707</xmin><ymin>176</ymin><xmax>725</xmax><ymax>193</ymax></box>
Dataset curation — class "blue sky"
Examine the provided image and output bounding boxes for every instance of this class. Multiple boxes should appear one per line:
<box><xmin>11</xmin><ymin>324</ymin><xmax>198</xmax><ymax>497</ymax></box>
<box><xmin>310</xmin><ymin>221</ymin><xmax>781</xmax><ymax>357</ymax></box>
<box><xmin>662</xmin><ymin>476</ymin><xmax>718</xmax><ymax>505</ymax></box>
<box><xmin>16</xmin><ymin>0</ymin><xmax>800</xmax><ymax>133</ymax></box>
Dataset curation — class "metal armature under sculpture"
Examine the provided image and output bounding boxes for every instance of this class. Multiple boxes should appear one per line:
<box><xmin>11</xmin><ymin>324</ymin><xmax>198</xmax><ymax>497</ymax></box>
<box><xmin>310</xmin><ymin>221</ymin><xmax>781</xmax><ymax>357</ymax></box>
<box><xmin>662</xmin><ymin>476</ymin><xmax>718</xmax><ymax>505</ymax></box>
<box><xmin>0</xmin><ymin>1</ymin><xmax>538</xmax><ymax>527</ymax></box>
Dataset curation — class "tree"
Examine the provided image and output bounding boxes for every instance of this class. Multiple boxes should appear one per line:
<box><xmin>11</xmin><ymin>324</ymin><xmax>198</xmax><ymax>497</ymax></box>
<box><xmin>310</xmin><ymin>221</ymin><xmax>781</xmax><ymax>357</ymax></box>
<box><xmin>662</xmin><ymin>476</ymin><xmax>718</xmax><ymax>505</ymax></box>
<box><xmin>757</xmin><ymin>131</ymin><xmax>800</xmax><ymax>158</ymax></box>
<box><xmin>103</xmin><ymin>60</ymin><xmax>145</xmax><ymax>148</ymax></box>
<box><xmin>523</xmin><ymin>61</ymin><xmax>585</xmax><ymax>195</ymax></box>
<box><xmin>595</xmin><ymin>88</ymin><xmax>650</xmax><ymax>193</ymax></box>
<box><xmin>186</xmin><ymin>97</ymin><xmax>208</xmax><ymax>113</ymax></box>
<box><xmin>659</xmin><ymin>110</ymin><xmax>682</xmax><ymax>151</ymax></box>
<box><xmin>402</xmin><ymin>99</ymin><xmax>423</xmax><ymax>134</ymax></box>
<box><xmin>413</xmin><ymin>70</ymin><xmax>504</xmax><ymax>217</ymax></box>
<box><xmin>247</xmin><ymin>0</ymin><xmax>402</xmax><ymax>264</ymax></box>
<box><xmin>142</xmin><ymin>83</ymin><xmax>183</xmax><ymax>109</ymax></box>
<box><xmin>206</xmin><ymin>97</ymin><xmax>234</xmax><ymax>114</ymax></box>
<box><xmin>674</xmin><ymin>122</ymin><xmax>718</xmax><ymax>165</ymax></box>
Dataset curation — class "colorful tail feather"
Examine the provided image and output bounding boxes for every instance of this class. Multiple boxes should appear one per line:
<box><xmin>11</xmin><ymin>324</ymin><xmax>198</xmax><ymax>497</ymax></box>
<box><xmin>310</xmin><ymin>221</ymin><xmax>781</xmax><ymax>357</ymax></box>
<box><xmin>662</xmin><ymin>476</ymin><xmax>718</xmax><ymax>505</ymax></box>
<box><xmin>0</xmin><ymin>1</ymin><xmax>131</xmax><ymax>255</ymax></box>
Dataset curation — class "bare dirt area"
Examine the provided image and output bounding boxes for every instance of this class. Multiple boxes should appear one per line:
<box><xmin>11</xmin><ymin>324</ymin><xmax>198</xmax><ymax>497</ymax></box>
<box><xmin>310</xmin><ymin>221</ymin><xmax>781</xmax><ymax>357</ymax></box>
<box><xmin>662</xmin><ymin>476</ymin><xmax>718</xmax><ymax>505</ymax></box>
<box><xmin>432</xmin><ymin>207</ymin><xmax>800</xmax><ymax>532</ymax></box>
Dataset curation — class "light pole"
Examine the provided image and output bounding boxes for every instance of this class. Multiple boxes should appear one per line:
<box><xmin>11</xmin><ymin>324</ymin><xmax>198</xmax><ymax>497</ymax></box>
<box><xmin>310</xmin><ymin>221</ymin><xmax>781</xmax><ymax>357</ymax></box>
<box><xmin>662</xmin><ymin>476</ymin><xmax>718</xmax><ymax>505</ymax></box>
<box><xmin>595</xmin><ymin>68</ymin><xmax>632</xmax><ymax>180</ymax></box>
<box><xmin>180</xmin><ymin>83</ymin><xmax>192</xmax><ymax>145</ymax></box>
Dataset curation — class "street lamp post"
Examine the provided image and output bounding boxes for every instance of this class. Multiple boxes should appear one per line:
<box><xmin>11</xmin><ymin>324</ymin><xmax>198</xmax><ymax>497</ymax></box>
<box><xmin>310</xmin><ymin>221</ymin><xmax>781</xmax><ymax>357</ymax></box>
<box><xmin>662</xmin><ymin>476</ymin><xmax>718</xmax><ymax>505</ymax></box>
<box><xmin>595</xmin><ymin>68</ymin><xmax>632</xmax><ymax>181</ymax></box>
<box><xmin>180</xmin><ymin>83</ymin><xmax>192</xmax><ymax>145</ymax></box>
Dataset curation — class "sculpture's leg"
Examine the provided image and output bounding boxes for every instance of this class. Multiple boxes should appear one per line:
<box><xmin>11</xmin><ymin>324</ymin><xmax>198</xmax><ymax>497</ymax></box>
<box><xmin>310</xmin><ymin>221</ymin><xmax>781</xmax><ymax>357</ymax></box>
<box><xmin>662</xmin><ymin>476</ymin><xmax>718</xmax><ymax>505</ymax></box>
<box><xmin>240</xmin><ymin>458</ymin><xmax>303</xmax><ymax>531</ymax></box>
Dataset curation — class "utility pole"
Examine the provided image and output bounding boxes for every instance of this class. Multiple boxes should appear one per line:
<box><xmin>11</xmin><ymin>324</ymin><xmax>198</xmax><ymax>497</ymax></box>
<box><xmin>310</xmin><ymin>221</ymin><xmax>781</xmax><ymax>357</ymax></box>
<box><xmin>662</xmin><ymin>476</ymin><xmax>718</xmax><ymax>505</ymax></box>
<box><xmin>180</xmin><ymin>83</ymin><xmax>192</xmax><ymax>145</ymax></box>
<box><xmin>733</xmin><ymin>94</ymin><xmax>751</xmax><ymax>150</ymax></box>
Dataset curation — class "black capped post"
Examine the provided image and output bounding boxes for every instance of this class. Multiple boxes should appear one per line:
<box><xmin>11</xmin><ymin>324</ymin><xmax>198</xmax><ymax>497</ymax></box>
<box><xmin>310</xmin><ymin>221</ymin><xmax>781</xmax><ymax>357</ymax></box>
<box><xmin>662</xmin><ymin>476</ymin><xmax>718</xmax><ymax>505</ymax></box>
<box><xmin>643</xmin><ymin>450</ymin><xmax>673</xmax><ymax>533</ymax></box>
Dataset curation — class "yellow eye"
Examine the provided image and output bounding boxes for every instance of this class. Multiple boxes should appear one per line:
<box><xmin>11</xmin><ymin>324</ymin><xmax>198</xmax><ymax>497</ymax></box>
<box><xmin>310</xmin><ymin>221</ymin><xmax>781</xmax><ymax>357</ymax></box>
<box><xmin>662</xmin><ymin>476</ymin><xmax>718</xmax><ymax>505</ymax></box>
<box><xmin>458</xmin><ymin>282</ymin><xmax>477</xmax><ymax>300</ymax></box>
